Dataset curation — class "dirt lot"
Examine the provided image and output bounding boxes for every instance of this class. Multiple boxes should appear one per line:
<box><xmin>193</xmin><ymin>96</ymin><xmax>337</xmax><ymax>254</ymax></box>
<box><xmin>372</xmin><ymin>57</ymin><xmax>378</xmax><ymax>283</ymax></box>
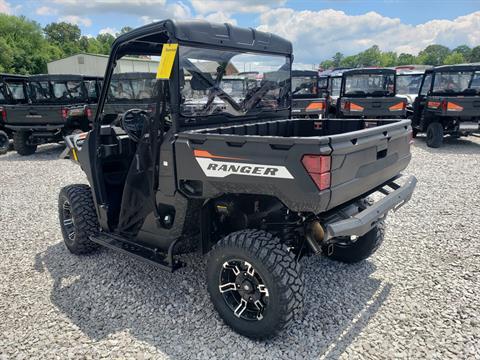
<box><xmin>0</xmin><ymin>136</ymin><xmax>479</xmax><ymax>359</ymax></box>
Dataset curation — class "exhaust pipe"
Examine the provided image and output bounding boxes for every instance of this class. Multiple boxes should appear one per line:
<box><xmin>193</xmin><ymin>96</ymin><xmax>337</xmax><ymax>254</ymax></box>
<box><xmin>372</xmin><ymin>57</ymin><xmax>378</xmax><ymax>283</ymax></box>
<box><xmin>305</xmin><ymin>220</ymin><xmax>325</xmax><ymax>254</ymax></box>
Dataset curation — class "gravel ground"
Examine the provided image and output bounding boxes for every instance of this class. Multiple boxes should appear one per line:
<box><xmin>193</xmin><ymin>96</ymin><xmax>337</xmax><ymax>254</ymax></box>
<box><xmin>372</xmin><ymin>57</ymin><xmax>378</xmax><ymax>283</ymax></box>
<box><xmin>0</xmin><ymin>136</ymin><xmax>479</xmax><ymax>359</ymax></box>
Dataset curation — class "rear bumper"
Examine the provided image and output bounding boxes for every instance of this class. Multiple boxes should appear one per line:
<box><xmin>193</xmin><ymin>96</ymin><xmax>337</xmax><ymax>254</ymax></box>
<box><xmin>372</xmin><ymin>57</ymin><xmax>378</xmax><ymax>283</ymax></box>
<box><xmin>323</xmin><ymin>174</ymin><xmax>417</xmax><ymax>240</ymax></box>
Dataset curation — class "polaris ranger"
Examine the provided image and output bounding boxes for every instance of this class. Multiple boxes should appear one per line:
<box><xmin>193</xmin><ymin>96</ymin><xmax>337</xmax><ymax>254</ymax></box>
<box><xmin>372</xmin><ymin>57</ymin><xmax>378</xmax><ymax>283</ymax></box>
<box><xmin>291</xmin><ymin>70</ymin><xmax>326</xmax><ymax>119</ymax></box>
<box><xmin>4</xmin><ymin>74</ymin><xmax>95</xmax><ymax>155</ymax></box>
<box><xmin>0</xmin><ymin>74</ymin><xmax>28</xmax><ymax>155</ymax></box>
<box><xmin>58</xmin><ymin>19</ymin><xmax>417</xmax><ymax>339</ymax></box>
<box><xmin>334</xmin><ymin>68</ymin><xmax>407</xmax><ymax>119</ymax></box>
<box><xmin>409</xmin><ymin>64</ymin><xmax>480</xmax><ymax>147</ymax></box>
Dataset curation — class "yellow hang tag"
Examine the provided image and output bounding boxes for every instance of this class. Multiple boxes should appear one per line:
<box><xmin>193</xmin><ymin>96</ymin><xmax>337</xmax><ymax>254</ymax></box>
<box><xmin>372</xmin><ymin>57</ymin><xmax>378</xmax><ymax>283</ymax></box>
<box><xmin>156</xmin><ymin>43</ymin><xmax>178</xmax><ymax>79</ymax></box>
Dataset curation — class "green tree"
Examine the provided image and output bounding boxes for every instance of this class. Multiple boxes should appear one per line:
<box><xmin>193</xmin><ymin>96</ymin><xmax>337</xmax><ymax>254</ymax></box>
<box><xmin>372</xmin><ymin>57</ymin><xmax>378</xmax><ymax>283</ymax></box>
<box><xmin>397</xmin><ymin>53</ymin><xmax>417</xmax><ymax>65</ymax></box>
<box><xmin>119</xmin><ymin>26</ymin><xmax>133</xmax><ymax>35</ymax></box>
<box><xmin>443</xmin><ymin>51</ymin><xmax>465</xmax><ymax>65</ymax></box>
<box><xmin>320</xmin><ymin>59</ymin><xmax>334</xmax><ymax>70</ymax></box>
<box><xmin>470</xmin><ymin>46</ymin><xmax>480</xmax><ymax>62</ymax></box>
<box><xmin>0</xmin><ymin>14</ymin><xmax>55</xmax><ymax>74</ymax></box>
<box><xmin>380</xmin><ymin>51</ymin><xmax>397</xmax><ymax>67</ymax></box>
<box><xmin>417</xmin><ymin>44</ymin><xmax>450</xmax><ymax>65</ymax></box>
<box><xmin>356</xmin><ymin>45</ymin><xmax>382</xmax><ymax>66</ymax></box>
<box><xmin>44</xmin><ymin>22</ymin><xmax>81</xmax><ymax>44</ymax></box>
<box><xmin>43</xmin><ymin>22</ymin><xmax>83</xmax><ymax>57</ymax></box>
<box><xmin>332</xmin><ymin>52</ymin><xmax>344</xmax><ymax>67</ymax></box>
<box><xmin>96</xmin><ymin>33</ymin><xmax>115</xmax><ymax>54</ymax></box>
<box><xmin>452</xmin><ymin>45</ymin><xmax>471</xmax><ymax>62</ymax></box>
<box><xmin>340</xmin><ymin>55</ymin><xmax>359</xmax><ymax>68</ymax></box>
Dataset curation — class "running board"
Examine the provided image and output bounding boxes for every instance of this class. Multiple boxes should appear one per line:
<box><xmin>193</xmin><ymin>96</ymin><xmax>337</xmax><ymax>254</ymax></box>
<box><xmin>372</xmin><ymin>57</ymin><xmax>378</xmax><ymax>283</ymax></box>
<box><xmin>89</xmin><ymin>232</ymin><xmax>183</xmax><ymax>272</ymax></box>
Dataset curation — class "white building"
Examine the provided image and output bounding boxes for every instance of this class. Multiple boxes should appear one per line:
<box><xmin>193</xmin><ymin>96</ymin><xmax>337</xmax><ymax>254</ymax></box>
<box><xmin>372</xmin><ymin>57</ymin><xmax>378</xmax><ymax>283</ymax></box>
<box><xmin>47</xmin><ymin>53</ymin><xmax>159</xmax><ymax>77</ymax></box>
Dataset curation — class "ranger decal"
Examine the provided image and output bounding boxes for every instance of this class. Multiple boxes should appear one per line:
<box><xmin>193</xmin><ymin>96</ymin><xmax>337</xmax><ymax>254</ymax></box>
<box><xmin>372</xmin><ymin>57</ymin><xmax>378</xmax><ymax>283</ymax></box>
<box><xmin>194</xmin><ymin>150</ymin><xmax>293</xmax><ymax>179</ymax></box>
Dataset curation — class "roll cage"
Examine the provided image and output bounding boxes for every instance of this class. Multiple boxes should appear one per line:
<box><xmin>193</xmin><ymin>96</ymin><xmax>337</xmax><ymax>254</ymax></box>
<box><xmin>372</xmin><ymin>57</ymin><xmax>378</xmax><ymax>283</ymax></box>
<box><xmin>93</xmin><ymin>19</ymin><xmax>293</xmax><ymax>134</ymax></box>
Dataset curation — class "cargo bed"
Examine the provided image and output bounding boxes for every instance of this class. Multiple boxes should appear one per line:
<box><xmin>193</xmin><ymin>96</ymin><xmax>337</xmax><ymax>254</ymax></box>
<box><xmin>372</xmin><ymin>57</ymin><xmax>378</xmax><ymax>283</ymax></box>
<box><xmin>175</xmin><ymin>118</ymin><xmax>412</xmax><ymax>214</ymax></box>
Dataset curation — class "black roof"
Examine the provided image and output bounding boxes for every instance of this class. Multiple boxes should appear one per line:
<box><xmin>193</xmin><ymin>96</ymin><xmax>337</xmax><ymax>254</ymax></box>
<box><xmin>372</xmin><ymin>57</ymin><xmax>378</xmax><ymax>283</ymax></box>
<box><xmin>28</xmin><ymin>74</ymin><xmax>86</xmax><ymax>81</ymax></box>
<box><xmin>111</xmin><ymin>72</ymin><xmax>156</xmax><ymax>80</ymax></box>
<box><xmin>433</xmin><ymin>64</ymin><xmax>480</xmax><ymax>72</ymax></box>
<box><xmin>0</xmin><ymin>73</ymin><xmax>27</xmax><ymax>80</ymax></box>
<box><xmin>113</xmin><ymin>19</ymin><xmax>292</xmax><ymax>55</ymax></box>
<box><xmin>343</xmin><ymin>68</ymin><xmax>396</xmax><ymax>76</ymax></box>
<box><xmin>292</xmin><ymin>70</ymin><xmax>318</xmax><ymax>77</ymax></box>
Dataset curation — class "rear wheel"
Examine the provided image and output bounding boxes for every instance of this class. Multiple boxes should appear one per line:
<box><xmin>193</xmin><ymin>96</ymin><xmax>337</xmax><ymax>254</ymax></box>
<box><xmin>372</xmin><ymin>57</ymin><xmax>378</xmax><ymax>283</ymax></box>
<box><xmin>426</xmin><ymin>122</ymin><xmax>444</xmax><ymax>148</ymax></box>
<box><xmin>13</xmin><ymin>131</ymin><xmax>37</xmax><ymax>156</ymax></box>
<box><xmin>207</xmin><ymin>229</ymin><xmax>304</xmax><ymax>339</ymax></box>
<box><xmin>0</xmin><ymin>130</ymin><xmax>9</xmax><ymax>155</ymax></box>
<box><xmin>58</xmin><ymin>184</ymin><xmax>100</xmax><ymax>255</ymax></box>
<box><xmin>322</xmin><ymin>220</ymin><xmax>385</xmax><ymax>263</ymax></box>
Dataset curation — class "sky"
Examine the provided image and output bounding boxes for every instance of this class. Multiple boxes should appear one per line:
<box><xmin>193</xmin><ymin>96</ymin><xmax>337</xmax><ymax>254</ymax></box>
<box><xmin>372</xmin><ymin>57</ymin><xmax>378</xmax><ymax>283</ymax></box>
<box><xmin>1</xmin><ymin>0</ymin><xmax>480</xmax><ymax>67</ymax></box>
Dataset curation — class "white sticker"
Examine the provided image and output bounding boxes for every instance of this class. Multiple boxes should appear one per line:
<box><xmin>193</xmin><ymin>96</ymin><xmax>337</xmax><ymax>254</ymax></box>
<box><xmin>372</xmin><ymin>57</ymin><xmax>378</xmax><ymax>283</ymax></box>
<box><xmin>196</xmin><ymin>157</ymin><xmax>294</xmax><ymax>179</ymax></box>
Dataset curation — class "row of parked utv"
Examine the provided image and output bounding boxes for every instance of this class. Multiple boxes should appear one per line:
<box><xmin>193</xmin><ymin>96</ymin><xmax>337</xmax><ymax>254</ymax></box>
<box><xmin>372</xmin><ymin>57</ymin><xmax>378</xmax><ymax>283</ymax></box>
<box><xmin>292</xmin><ymin>64</ymin><xmax>480</xmax><ymax>147</ymax></box>
<box><xmin>0</xmin><ymin>72</ymin><xmax>157</xmax><ymax>155</ymax></box>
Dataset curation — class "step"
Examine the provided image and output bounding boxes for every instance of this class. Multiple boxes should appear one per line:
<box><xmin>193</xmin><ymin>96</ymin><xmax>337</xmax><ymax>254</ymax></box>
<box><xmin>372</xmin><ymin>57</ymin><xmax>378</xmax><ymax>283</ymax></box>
<box><xmin>90</xmin><ymin>232</ymin><xmax>183</xmax><ymax>272</ymax></box>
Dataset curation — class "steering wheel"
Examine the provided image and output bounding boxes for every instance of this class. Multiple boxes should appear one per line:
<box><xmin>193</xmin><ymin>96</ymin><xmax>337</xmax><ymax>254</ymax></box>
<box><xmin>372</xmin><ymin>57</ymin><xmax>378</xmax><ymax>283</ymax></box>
<box><xmin>120</xmin><ymin>109</ymin><xmax>148</xmax><ymax>142</ymax></box>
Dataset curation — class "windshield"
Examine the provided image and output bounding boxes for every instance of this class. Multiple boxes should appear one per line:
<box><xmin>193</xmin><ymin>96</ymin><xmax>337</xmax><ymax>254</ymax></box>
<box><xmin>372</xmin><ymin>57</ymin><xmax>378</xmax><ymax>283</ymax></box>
<box><xmin>29</xmin><ymin>81</ymin><xmax>52</xmax><ymax>102</ymax></box>
<box><xmin>330</xmin><ymin>77</ymin><xmax>342</xmax><ymax>97</ymax></box>
<box><xmin>109</xmin><ymin>76</ymin><xmax>156</xmax><ymax>102</ymax></box>
<box><xmin>84</xmin><ymin>80</ymin><xmax>99</xmax><ymax>101</ymax></box>
<box><xmin>292</xmin><ymin>75</ymin><xmax>318</xmax><ymax>97</ymax></box>
<box><xmin>318</xmin><ymin>77</ymin><xmax>328</xmax><ymax>89</ymax></box>
<box><xmin>179</xmin><ymin>46</ymin><xmax>290</xmax><ymax>118</ymax></box>
<box><xmin>344</xmin><ymin>73</ymin><xmax>395</xmax><ymax>97</ymax></box>
<box><xmin>433</xmin><ymin>71</ymin><xmax>480</xmax><ymax>95</ymax></box>
<box><xmin>396</xmin><ymin>74</ymin><xmax>423</xmax><ymax>95</ymax></box>
<box><xmin>52</xmin><ymin>80</ymin><xmax>85</xmax><ymax>101</ymax></box>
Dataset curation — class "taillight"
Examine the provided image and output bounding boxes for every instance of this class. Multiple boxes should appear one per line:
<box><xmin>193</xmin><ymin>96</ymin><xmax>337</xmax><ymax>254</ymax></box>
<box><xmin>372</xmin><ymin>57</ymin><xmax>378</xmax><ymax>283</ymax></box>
<box><xmin>350</xmin><ymin>102</ymin><xmax>364</xmax><ymax>112</ymax></box>
<box><xmin>389</xmin><ymin>102</ymin><xmax>406</xmax><ymax>111</ymax></box>
<box><xmin>0</xmin><ymin>106</ymin><xmax>6</xmax><ymax>122</ymax></box>
<box><xmin>446</xmin><ymin>102</ymin><xmax>463</xmax><ymax>112</ymax></box>
<box><xmin>427</xmin><ymin>101</ymin><xmax>441</xmax><ymax>109</ymax></box>
<box><xmin>302</xmin><ymin>154</ymin><xmax>331</xmax><ymax>191</ymax></box>
<box><xmin>343</xmin><ymin>101</ymin><xmax>363</xmax><ymax>112</ymax></box>
<box><xmin>85</xmin><ymin>107</ymin><xmax>93</xmax><ymax>119</ymax></box>
<box><xmin>306</xmin><ymin>101</ymin><xmax>325</xmax><ymax>111</ymax></box>
<box><xmin>61</xmin><ymin>108</ymin><xmax>69</xmax><ymax>120</ymax></box>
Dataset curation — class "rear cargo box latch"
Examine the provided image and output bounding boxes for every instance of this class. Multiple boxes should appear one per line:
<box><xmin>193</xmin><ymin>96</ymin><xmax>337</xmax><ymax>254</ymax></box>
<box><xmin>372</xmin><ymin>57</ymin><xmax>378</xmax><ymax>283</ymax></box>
<box><xmin>377</xmin><ymin>140</ymin><xmax>388</xmax><ymax>159</ymax></box>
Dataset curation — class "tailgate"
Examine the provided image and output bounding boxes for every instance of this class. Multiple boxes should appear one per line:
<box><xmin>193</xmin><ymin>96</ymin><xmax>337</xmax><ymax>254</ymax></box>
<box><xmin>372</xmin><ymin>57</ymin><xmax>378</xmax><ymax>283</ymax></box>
<box><xmin>341</xmin><ymin>97</ymin><xmax>406</xmax><ymax>117</ymax></box>
<box><xmin>292</xmin><ymin>98</ymin><xmax>326</xmax><ymax>116</ymax></box>
<box><xmin>327</xmin><ymin>120</ymin><xmax>412</xmax><ymax>209</ymax></box>
<box><xmin>434</xmin><ymin>96</ymin><xmax>480</xmax><ymax>117</ymax></box>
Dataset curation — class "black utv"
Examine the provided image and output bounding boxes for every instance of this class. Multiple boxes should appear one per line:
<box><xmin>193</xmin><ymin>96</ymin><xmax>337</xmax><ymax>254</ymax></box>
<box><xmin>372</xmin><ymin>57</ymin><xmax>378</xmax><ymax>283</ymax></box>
<box><xmin>332</xmin><ymin>68</ymin><xmax>407</xmax><ymax>119</ymax></box>
<box><xmin>59</xmin><ymin>19</ymin><xmax>416</xmax><ymax>339</ymax></box>
<box><xmin>291</xmin><ymin>70</ymin><xmax>326</xmax><ymax>119</ymax></box>
<box><xmin>4</xmin><ymin>74</ymin><xmax>96</xmax><ymax>155</ymax></box>
<box><xmin>409</xmin><ymin>64</ymin><xmax>480</xmax><ymax>147</ymax></box>
<box><xmin>0</xmin><ymin>74</ymin><xmax>28</xmax><ymax>155</ymax></box>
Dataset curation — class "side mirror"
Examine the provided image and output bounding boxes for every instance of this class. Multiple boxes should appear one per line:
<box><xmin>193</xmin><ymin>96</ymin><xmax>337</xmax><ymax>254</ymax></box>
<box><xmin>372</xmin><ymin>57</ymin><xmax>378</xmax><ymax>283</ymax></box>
<box><xmin>120</xmin><ymin>108</ymin><xmax>149</xmax><ymax>142</ymax></box>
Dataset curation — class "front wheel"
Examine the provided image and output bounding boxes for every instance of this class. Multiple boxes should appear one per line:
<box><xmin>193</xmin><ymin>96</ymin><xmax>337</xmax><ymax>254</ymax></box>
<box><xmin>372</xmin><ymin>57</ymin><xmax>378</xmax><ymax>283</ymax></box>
<box><xmin>207</xmin><ymin>229</ymin><xmax>304</xmax><ymax>339</ymax></box>
<box><xmin>0</xmin><ymin>130</ymin><xmax>9</xmax><ymax>155</ymax></box>
<box><xmin>322</xmin><ymin>220</ymin><xmax>385</xmax><ymax>263</ymax></box>
<box><xmin>13</xmin><ymin>131</ymin><xmax>37</xmax><ymax>156</ymax></box>
<box><xmin>58</xmin><ymin>184</ymin><xmax>100</xmax><ymax>255</ymax></box>
<box><xmin>426</xmin><ymin>122</ymin><xmax>444</xmax><ymax>148</ymax></box>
